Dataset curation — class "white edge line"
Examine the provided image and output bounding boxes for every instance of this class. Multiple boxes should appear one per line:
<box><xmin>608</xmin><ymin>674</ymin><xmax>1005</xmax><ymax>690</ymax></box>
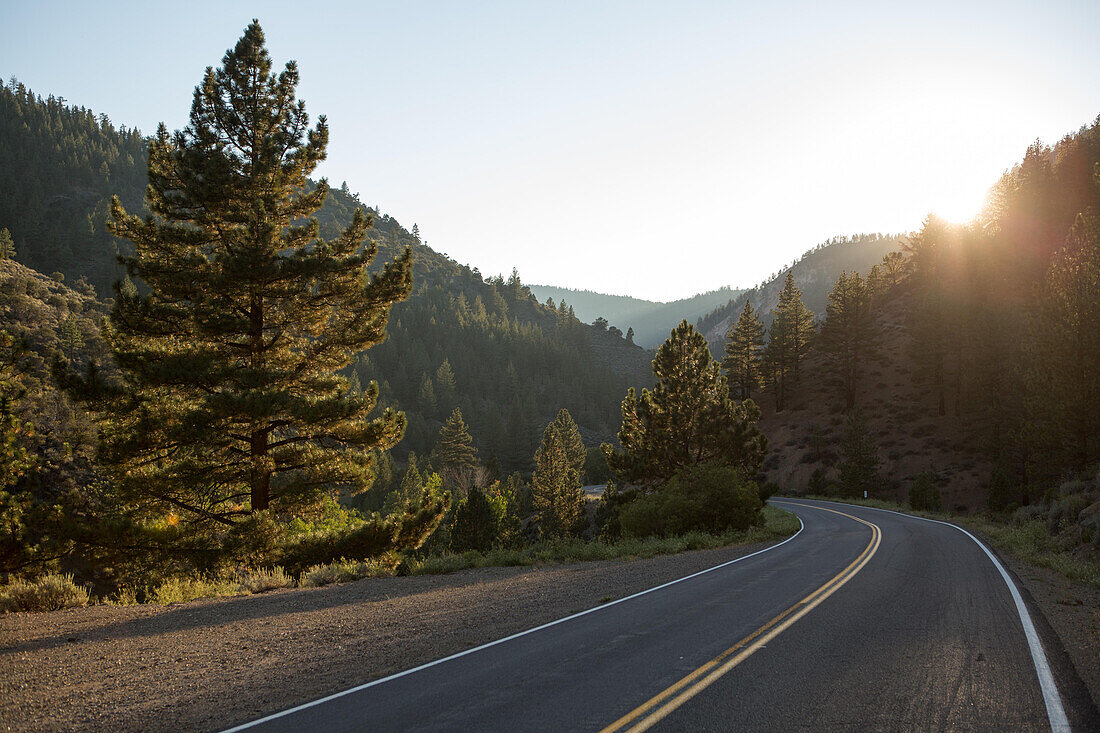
<box><xmin>775</xmin><ymin>498</ymin><xmax>1072</xmax><ymax>733</ymax></box>
<box><xmin>220</xmin><ymin>513</ymin><xmax>806</xmax><ymax>732</ymax></box>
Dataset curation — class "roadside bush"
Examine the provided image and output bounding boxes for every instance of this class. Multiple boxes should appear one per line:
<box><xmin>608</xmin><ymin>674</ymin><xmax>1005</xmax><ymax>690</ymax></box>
<box><xmin>240</xmin><ymin>566</ymin><xmax>294</xmax><ymax>594</ymax></box>
<box><xmin>298</xmin><ymin>555</ymin><xmax>398</xmax><ymax>588</ymax></box>
<box><xmin>619</xmin><ymin>462</ymin><xmax>762</xmax><ymax>538</ymax></box>
<box><xmin>0</xmin><ymin>573</ymin><xmax>89</xmax><ymax>613</ymax></box>
<box><xmin>151</xmin><ymin>576</ymin><xmax>243</xmax><ymax>605</ymax></box>
<box><xmin>450</xmin><ymin>487</ymin><xmax>496</xmax><ymax>552</ymax></box>
<box><xmin>908</xmin><ymin>471</ymin><xmax>942</xmax><ymax>511</ymax></box>
<box><xmin>807</xmin><ymin>468</ymin><xmax>829</xmax><ymax>495</ymax></box>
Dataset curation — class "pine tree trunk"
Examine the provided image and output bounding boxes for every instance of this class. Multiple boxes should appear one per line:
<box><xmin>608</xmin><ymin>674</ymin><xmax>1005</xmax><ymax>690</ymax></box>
<box><xmin>251</xmin><ymin>430</ymin><xmax>270</xmax><ymax>511</ymax></box>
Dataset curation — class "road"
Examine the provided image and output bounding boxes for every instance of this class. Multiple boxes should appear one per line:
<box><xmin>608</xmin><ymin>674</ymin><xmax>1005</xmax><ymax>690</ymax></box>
<box><xmin>224</xmin><ymin>499</ymin><xmax>1091</xmax><ymax>732</ymax></box>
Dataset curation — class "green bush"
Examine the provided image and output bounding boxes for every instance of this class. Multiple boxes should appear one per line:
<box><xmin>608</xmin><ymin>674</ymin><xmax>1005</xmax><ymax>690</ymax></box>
<box><xmin>908</xmin><ymin>471</ymin><xmax>942</xmax><ymax>511</ymax></box>
<box><xmin>240</xmin><ymin>566</ymin><xmax>294</xmax><ymax>594</ymax></box>
<box><xmin>619</xmin><ymin>462</ymin><xmax>762</xmax><ymax>538</ymax></box>
<box><xmin>450</xmin><ymin>487</ymin><xmax>497</xmax><ymax>552</ymax></box>
<box><xmin>807</xmin><ymin>468</ymin><xmax>829</xmax><ymax>495</ymax></box>
<box><xmin>0</xmin><ymin>573</ymin><xmax>89</xmax><ymax>613</ymax></box>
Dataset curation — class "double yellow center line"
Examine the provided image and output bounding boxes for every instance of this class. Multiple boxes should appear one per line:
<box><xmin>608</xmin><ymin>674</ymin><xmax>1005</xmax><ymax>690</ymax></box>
<box><xmin>599</xmin><ymin>503</ymin><xmax>882</xmax><ymax>733</ymax></box>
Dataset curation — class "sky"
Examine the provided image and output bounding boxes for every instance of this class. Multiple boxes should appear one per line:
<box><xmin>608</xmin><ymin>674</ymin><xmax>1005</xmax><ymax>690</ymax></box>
<box><xmin>2</xmin><ymin>1</ymin><xmax>1098</xmax><ymax>302</ymax></box>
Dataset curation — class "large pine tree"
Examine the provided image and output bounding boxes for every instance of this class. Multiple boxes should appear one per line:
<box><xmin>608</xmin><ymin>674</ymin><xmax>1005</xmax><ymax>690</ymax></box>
<box><xmin>722</xmin><ymin>300</ymin><xmax>765</xmax><ymax>401</ymax></box>
<box><xmin>100</xmin><ymin>22</ymin><xmax>413</xmax><ymax>527</ymax></box>
<box><xmin>605</xmin><ymin>321</ymin><xmax>766</xmax><ymax>487</ymax></box>
<box><xmin>762</xmin><ymin>272</ymin><xmax>815</xmax><ymax>411</ymax></box>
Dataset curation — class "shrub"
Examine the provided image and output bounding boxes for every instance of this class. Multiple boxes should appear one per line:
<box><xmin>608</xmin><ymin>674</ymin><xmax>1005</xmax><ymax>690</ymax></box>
<box><xmin>151</xmin><ymin>576</ymin><xmax>243</xmax><ymax>605</ymax></box>
<box><xmin>450</xmin><ymin>487</ymin><xmax>497</xmax><ymax>552</ymax></box>
<box><xmin>240</xmin><ymin>566</ymin><xmax>294</xmax><ymax>594</ymax></box>
<box><xmin>908</xmin><ymin>471</ymin><xmax>942</xmax><ymax>511</ymax></box>
<box><xmin>619</xmin><ymin>462</ymin><xmax>762</xmax><ymax>538</ymax></box>
<box><xmin>0</xmin><ymin>573</ymin><xmax>89</xmax><ymax>613</ymax></box>
<box><xmin>298</xmin><ymin>556</ymin><xmax>397</xmax><ymax>588</ymax></box>
<box><xmin>758</xmin><ymin>481</ymin><xmax>780</xmax><ymax>503</ymax></box>
<box><xmin>807</xmin><ymin>468</ymin><xmax>829</xmax><ymax>495</ymax></box>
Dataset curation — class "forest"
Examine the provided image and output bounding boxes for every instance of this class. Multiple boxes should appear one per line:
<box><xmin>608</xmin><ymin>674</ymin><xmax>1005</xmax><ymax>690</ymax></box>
<box><xmin>0</xmin><ymin>22</ymin><xmax>1097</xmax><ymax>612</ymax></box>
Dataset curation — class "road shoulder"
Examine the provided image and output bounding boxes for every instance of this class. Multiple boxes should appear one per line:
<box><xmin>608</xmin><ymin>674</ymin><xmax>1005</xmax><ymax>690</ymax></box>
<box><xmin>0</xmin><ymin>539</ymin><xmax>789</xmax><ymax>733</ymax></box>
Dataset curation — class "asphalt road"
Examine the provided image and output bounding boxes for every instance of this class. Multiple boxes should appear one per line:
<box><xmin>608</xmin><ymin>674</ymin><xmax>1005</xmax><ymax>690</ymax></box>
<box><xmin>224</xmin><ymin>499</ymin><xmax>1091</xmax><ymax>732</ymax></box>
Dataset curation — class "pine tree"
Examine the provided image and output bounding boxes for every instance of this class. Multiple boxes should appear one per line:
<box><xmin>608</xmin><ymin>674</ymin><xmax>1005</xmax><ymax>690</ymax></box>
<box><xmin>0</xmin><ymin>228</ymin><xmax>14</xmax><ymax>260</ymax></box>
<box><xmin>625</xmin><ymin>327</ymin><xmax>635</xmax><ymax>345</ymax></box>
<box><xmin>434</xmin><ymin>358</ymin><xmax>456</xmax><ymax>408</ymax></box>
<box><xmin>98</xmin><ymin>22</ymin><xmax>414</xmax><ymax>528</ymax></box>
<box><xmin>821</xmin><ymin>271</ymin><xmax>874</xmax><ymax>410</ymax></box>
<box><xmin>879</xmin><ymin>250</ymin><xmax>908</xmax><ymax>289</ymax></box>
<box><xmin>604</xmin><ymin>321</ymin><xmax>767</xmax><ymax>487</ymax></box>
<box><xmin>550</xmin><ymin>408</ymin><xmax>585</xmax><ymax>475</ymax></box>
<box><xmin>722</xmin><ymin>300</ymin><xmax>765</xmax><ymax>401</ymax></box>
<box><xmin>762</xmin><ymin>272</ymin><xmax>815</xmax><ymax>411</ymax></box>
<box><xmin>532</xmin><ymin>415</ymin><xmax>585</xmax><ymax>538</ymax></box>
<box><xmin>433</xmin><ymin>407</ymin><xmax>479</xmax><ymax>493</ymax></box>
<box><xmin>836</xmin><ymin>409</ymin><xmax>881</xmax><ymax>498</ymax></box>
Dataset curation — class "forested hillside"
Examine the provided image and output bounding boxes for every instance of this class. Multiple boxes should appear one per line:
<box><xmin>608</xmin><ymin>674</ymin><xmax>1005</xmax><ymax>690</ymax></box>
<box><xmin>698</xmin><ymin>233</ymin><xmax>902</xmax><ymax>348</ymax></box>
<box><xmin>734</xmin><ymin>117</ymin><xmax>1100</xmax><ymax>515</ymax></box>
<box><xmin>527</xmin><ymin>283</ymin><xmax>745</xmax><ymax>347</ymax></box>
<box><xmin>0</xmin><ymin>79</ymin><xmax>651</xmax><ymax>471</ymax></box>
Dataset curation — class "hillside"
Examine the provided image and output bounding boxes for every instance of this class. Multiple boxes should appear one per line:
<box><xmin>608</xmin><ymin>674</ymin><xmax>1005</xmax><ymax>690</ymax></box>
<box><xmin>0</xmin><ymin>79</ymin><xmax>653</xmax><ymax>471</ymax></box>
<box><xmin>698</xmin><ymin>233</ymin><xmax>902</xmax><ymax>348</ymax></box>
<box><xmin>755</xmin><ymin>287</ymin><xmax>993</xmax><ymax>509</ymax></box>
<box><xmin>527</xmin><ymin>284</ymin><xmax>745</xmax><ymax>347</ymax></box>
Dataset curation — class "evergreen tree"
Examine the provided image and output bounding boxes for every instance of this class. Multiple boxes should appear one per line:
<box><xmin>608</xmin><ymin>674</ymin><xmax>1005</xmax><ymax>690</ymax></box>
<box><xmin>0</xmin><ymin>229</ymin><xmax>14</xmax><ymax>260</ymax></box>
<box><xmin>625</xmin><ymin>327</ymin><xmax>635</xmax><ymax>345</ymax></box>
<box><xmin>762</xmin><ymin>272</ymin><xmax>815</xmax><ymax>411</ymax></box>
<box><xmin>604</xmin><ymin>321</ymin><xmax>766</xmax><ymax>487</ymax></box>
<box><xmin>549</xmin><ymin>408</ymin><xmax>585</xmax><ymax>475</ymax></box>
<box><xmin>879</xmin><ymin>250</ymin><xmax>908</xmax><ymax>289</ymax></box>
<box><xmin>532</xmin><ymin>416</ymin><xmax>585</xmax><ymax>538</ymax></box>
<box><xmin>836</xmin><ymin>409</ymin><xmax>881</xmax><ymax>498</ymax></box>
<box><xmin>434</xmin><ymin>358</ymin><xmax>456</xmax><ymax>409</ymax></box>
<box><xmin>98</xmin><ymin>22</ymin><xmax>414</xmax><ymax>530</ymax></box>
<box><xmin>721</xmin><ymin>300</ymin><xmax>765</xmax><ymax>401</ymax></box>
<box><xmin>433</xmin><ymin>407</ymin><xmax>479</xmax><ymax>493</ymax></box>
<box><xmin>820</xmin><ymin>271</ymin><xmax>875</xmax><ymax>410</ymax></box>
<box><xmin>450</xmin><ymin>487</ymin><xmax>496</xmax><ymax>552</ymax></box>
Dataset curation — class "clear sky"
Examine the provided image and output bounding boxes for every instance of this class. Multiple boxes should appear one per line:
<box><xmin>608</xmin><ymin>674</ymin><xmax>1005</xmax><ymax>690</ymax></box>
<box><xmin>3</xmin><ymin>1</ymin><xmax>1098</xmax><ymax>301</ymax></box>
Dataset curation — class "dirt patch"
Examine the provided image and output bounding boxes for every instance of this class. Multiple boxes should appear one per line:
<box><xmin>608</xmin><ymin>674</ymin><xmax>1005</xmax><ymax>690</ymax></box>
<box><xmin>1000</xmin><ymin>555</ymin><xmax>1100</xmax><ymax>715</ymax></box>
<box><xmin>0</xmin><ymin>541</ymin><xmax>776</xmax><ymax>733</ymax></box>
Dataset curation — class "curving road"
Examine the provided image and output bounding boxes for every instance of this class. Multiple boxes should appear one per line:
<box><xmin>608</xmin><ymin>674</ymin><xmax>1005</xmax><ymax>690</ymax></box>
<box><xmin>223</xmin><ymin>499</ymin><xmax>1094</xmax><ymax>732</ymax></box>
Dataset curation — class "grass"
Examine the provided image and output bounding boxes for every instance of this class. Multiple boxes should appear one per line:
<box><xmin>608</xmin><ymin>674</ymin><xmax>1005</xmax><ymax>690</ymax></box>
<box><xmin>795</xmin><ymin>494</ymin><xmax>1100</xmax><ymax>589</ymax></box>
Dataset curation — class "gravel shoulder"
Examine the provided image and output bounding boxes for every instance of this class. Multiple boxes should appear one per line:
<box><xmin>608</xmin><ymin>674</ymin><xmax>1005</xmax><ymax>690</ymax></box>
<box><xmin>0</xmin><ymin>541</ymin><xmax>783</xmax><ymax>733</ymax></box>
<box><xmin>2</xmin><ymin>531</ymin><xmax>1096</xmax><ymax>732</ymax></box>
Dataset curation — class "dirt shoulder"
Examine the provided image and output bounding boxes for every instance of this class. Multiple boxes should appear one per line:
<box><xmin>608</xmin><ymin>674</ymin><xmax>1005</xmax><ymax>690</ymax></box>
<box><xmin>0</xmin><ymin>541</ymin><xmax>780</xmax><ymax>733</ymax></box>
<box><xmin>996</xmin><ymin>553</ymin><xmax>1100</xmax><ymax>717</ymax></box>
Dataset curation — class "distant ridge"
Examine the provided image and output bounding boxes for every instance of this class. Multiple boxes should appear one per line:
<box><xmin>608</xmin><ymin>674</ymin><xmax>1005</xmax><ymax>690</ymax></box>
<box><xmin>528</xmin><ymin>284</ymin><xmax>745</xmax><ymax>347</ymax></box>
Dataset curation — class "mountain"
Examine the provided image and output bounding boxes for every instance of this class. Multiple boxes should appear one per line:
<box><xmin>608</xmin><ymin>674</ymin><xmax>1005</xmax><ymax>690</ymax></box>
<box><xmin>697</xmin><ymin>233</ymin><xmax>903</xmax><ymax>348</ymax></box>
<box><xmin>527</xmin><ymin>284</ymin><xmax>745</xmax><ymax>347</ymax></box>
<box><xmin>0</xmin><ymin>79</ymin><xmax>653</xmax><ymax>471</ymax></box>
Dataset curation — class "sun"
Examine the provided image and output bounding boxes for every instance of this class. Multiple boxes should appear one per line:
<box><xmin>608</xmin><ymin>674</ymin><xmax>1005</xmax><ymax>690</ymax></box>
<box><xmin>929</xmin><ymin>184</ymin><xmax>991</xmax><ymax>225</ymax></box>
